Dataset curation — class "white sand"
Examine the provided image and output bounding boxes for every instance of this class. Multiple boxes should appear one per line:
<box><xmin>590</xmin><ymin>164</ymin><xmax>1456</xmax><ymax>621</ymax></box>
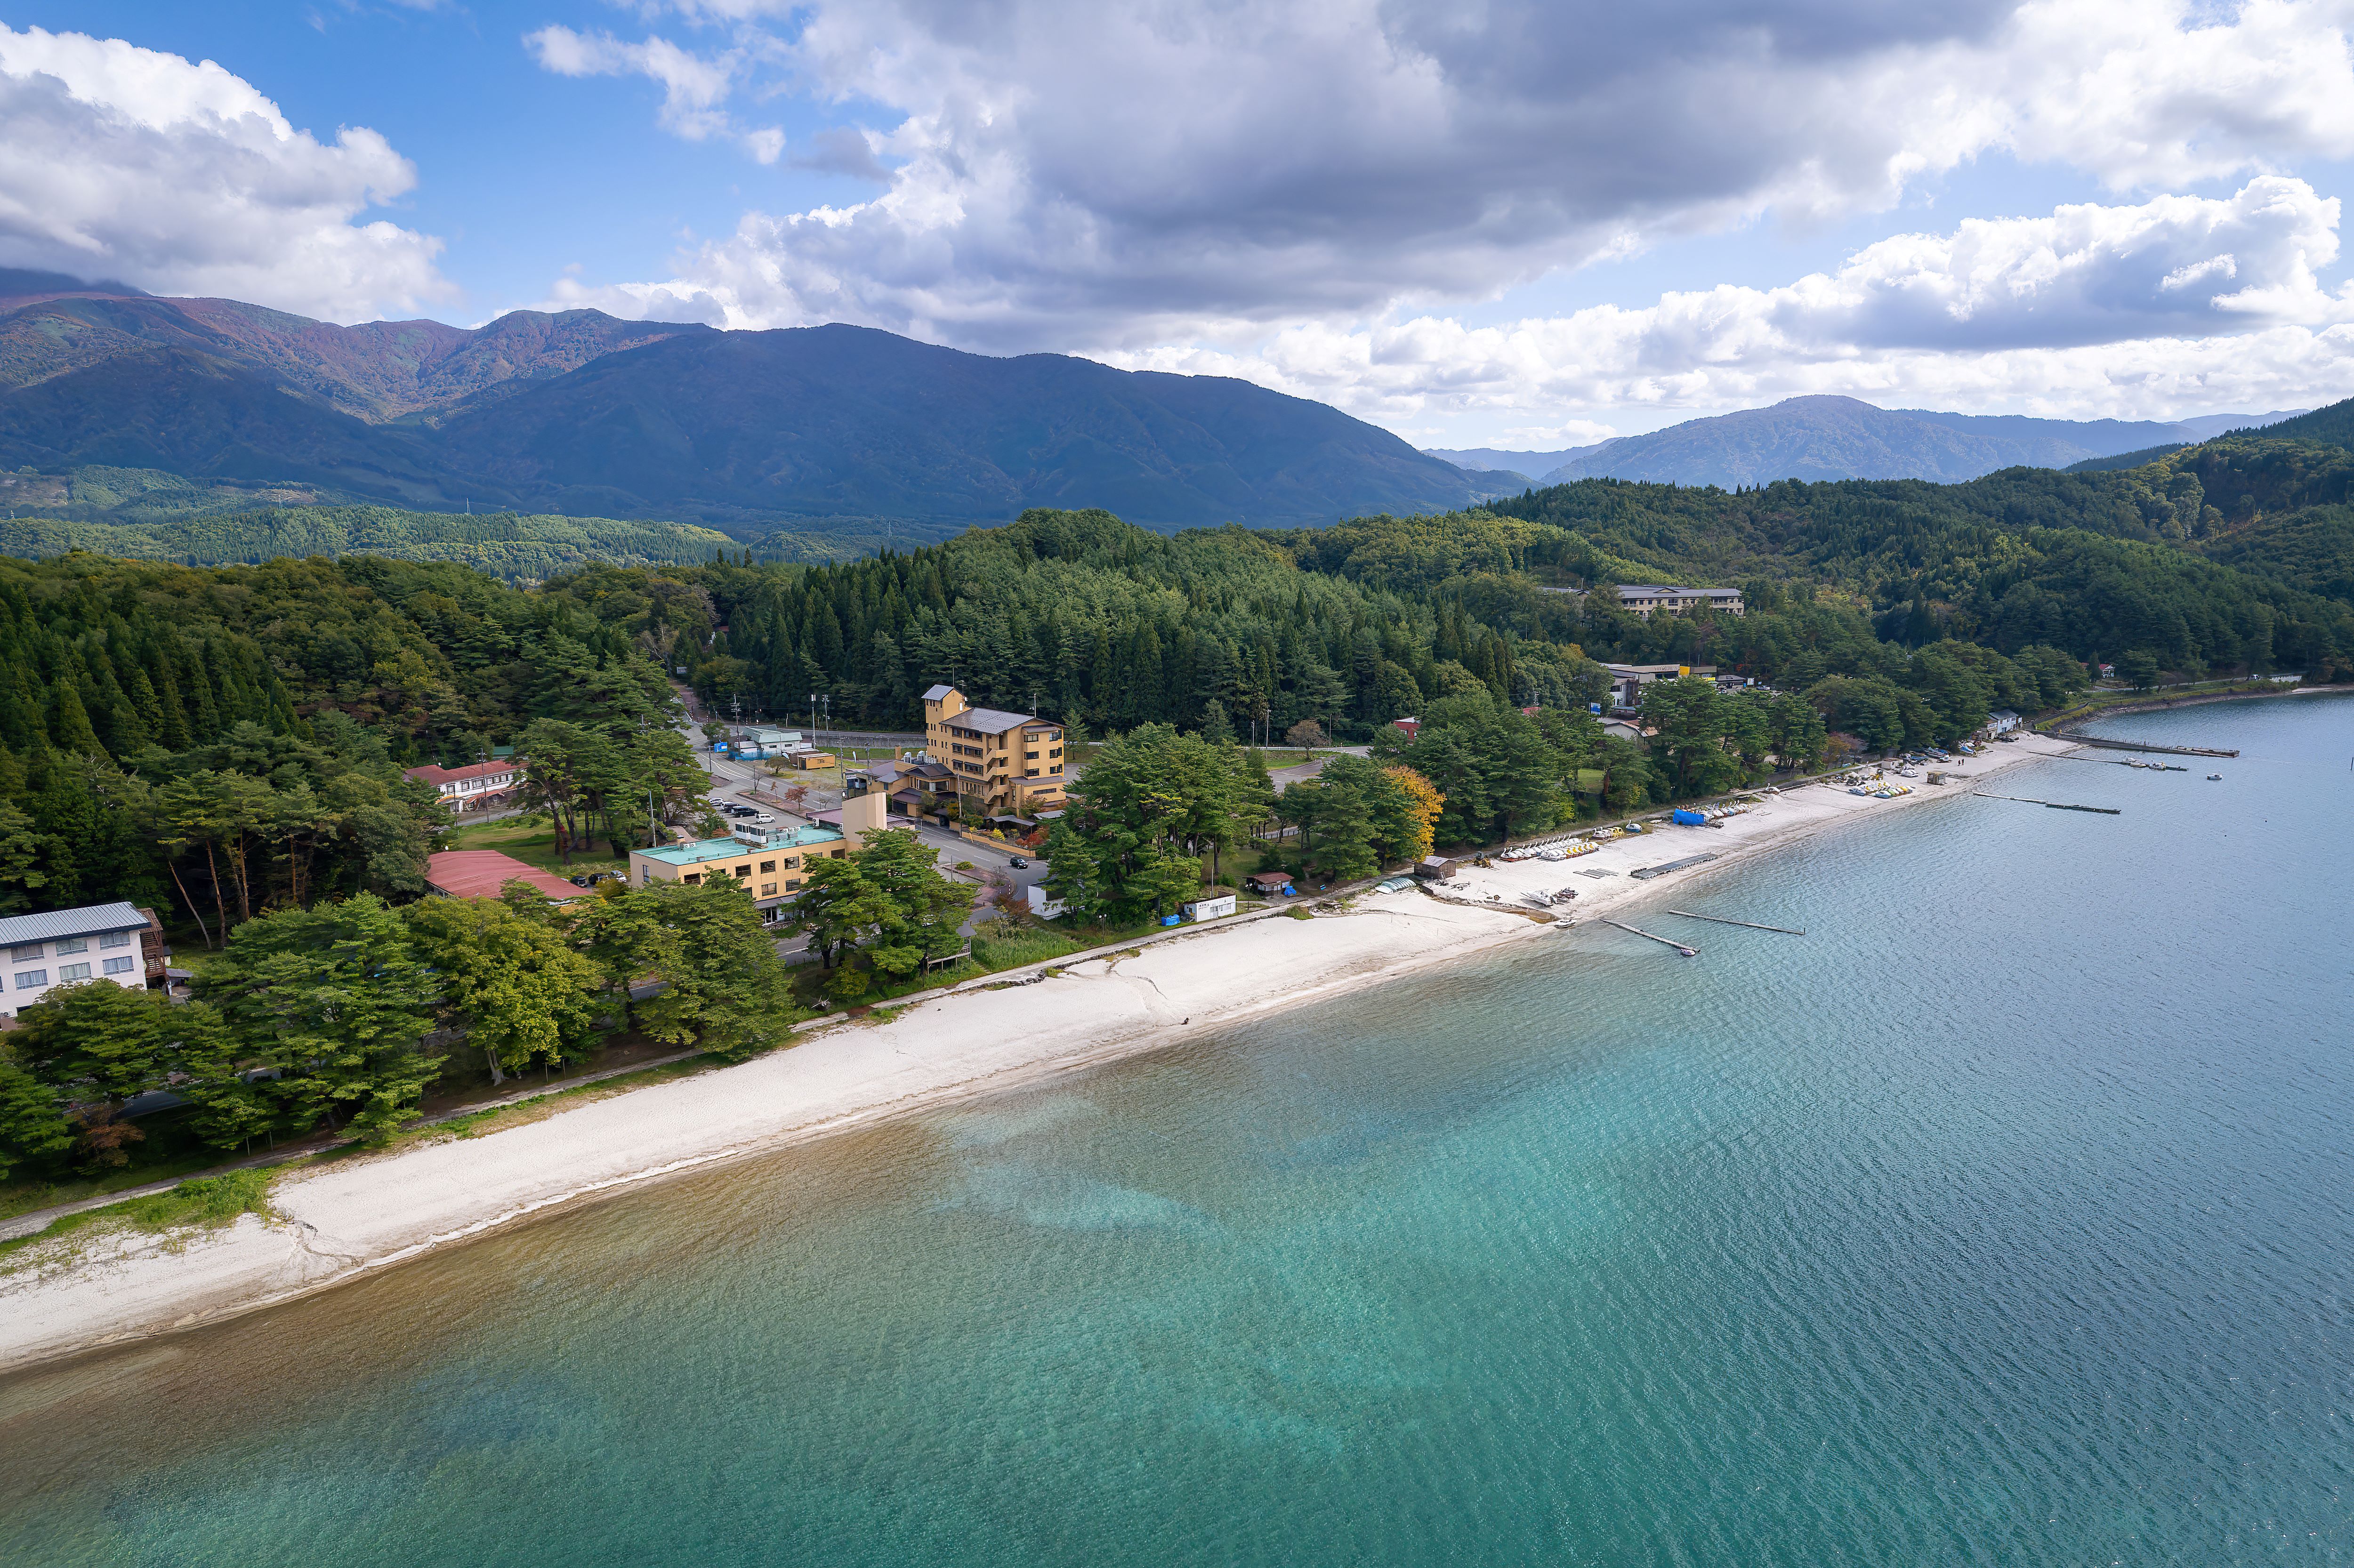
<box><xmin>0</xmin><ymin>734</ymin><xmax>2071</xmax><ymax>1370</ymax></box>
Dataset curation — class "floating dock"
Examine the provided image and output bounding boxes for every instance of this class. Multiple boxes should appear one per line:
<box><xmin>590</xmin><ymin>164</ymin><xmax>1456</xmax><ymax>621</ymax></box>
<box><xmin>1666</xmin><ymin>909</ymin><xmax>1805</xmax><ymax>935</ymax></box>
<box><xmin>1629</xmin><ymin>852</ymin><xmax>1721</xmax><ymax>880</ymax></box>
<box><xmin>1973</xmin><ymin>792</ymin><xmax>2122</xmax><ymax>815</ymax></box>
<box><xmin>2052</xmin><ymin>754</ymin><xmax>2187</xmax><ymax>772</ymax></box>
<box><xmin>1602</xmin><ymin>918</ymin><xmax>1698</xmax><ymax>956</ymax></box>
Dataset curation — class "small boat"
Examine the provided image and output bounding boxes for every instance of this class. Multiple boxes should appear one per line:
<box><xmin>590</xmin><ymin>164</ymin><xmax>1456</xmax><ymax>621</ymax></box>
<box><xmin>2207</xmin><ymin>772</ymin><xmax>2223</xmax><ymax>780</ymax></box>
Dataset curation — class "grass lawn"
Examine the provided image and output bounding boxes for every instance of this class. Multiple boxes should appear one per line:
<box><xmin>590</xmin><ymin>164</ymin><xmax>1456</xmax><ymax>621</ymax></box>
<box><xmin>795</xmin><ymin>916</ymin><xmax>1170</xmax><ymax>1008</ymax></box>
<box><xmin>0</xmin><ymin>1148</ymin><xmax>242</xmax><ymax>1225</ymax></box>
<box><xmin>442</xmin><ymin>816</ymin><xmax>628</xmax><ymax>876</ymax></box>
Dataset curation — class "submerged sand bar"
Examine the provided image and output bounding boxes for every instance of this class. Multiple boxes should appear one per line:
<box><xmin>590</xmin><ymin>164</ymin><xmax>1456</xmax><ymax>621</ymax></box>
<box><xmin>0</xmin><ymin>734</ymin><xmax>2072</xmax><ymax>1371</ymax></box>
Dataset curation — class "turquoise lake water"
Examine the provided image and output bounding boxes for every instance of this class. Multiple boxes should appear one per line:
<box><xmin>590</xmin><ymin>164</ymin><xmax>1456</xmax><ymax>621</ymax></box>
<box><xmin>2</xmin><ymin>696</ymin><xmax>2351</xmax><ymax>1566</ymax></box>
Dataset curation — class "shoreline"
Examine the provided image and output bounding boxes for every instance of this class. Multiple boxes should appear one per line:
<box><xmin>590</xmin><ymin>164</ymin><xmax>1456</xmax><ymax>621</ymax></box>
<box><xmin>0</xmin><ymin>733</ymin><xmax>2076</xmax><ymax>1375</ymax></box>
<box><xmin>2045</xmin><ymin>681</ymin><xmax>2347</xmax><ymax>733</ymax></box>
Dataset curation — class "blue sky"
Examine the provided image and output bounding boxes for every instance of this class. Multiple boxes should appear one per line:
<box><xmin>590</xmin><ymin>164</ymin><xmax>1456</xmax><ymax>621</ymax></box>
<box><xmin>5</xmin><ymin>2</ymin><xmax>2354</xmax><ymax>446</ymax></box>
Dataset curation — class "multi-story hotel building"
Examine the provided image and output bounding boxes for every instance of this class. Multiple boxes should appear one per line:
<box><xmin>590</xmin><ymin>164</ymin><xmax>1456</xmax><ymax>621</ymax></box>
<box><xmin>921</xmin><ymin>684</ymin><xmax>1066</xmax><ymax>822</ymax></box>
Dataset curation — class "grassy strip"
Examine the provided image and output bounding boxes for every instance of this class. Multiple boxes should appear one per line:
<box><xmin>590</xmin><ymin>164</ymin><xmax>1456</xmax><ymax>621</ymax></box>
<box><xmin>376</xmin><ymin>1055</ymin><xmax>722</xmax><ymax>1153</ymax></box>
<box><xmin>0</xmin><ymin>1168</ymin><xmax>277</xmax><ymax>1267</ymax></box>
<box><xmin>0</xmin><ymin>1150</ymin><xmax>243</xmax><ymax>1226</ymax></box>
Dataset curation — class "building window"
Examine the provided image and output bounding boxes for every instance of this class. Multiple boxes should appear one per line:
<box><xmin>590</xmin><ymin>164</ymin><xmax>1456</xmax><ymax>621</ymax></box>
<box><xmin>58</xmin><ymin>963</ymin><xmax>90</xmax><ymax>982</ymax></box>
<box><xmin>8</xmin><ymin>943</ymin><xmax>40</xmax><ymax>962</ymax></box>
<box><xmin>760</xmin><ymin>860</ymin><xmax>775</xmax><ymax>873</ymax></box>
<box><xmin>684</xmin><ymin>874</ymin><xmax>701</xmax><ymax>885</ymax></box>
<box><xmin>735</xmin><ymin>865</ymin><xmax>751</xmax><ymax>877</ymax></box>
<box><xmin>56</xmin><ymin>937</ymin><xmax>87</xmax><ymax>955</ymax></box>
<box><xmin>760</xmin><ymin>883</ymin><xmax>777</xmax><ymax>896</ymax></box>
<box><xmin>1025</xmin><ymin>750</ymin><xmax>1039</xmax><ymax>760</ymax></box>
<box><xmin>1026</xmin><ymin>769</ymin><xmax>1039</xmax><ymax>777</ymax></box>
<box><xmin>101</xmin><ymin>931</ymin><xmax>130</xmax><ymax>949</ymax></box>
<box><xmin>786</xmin><ymin>878</ymin><xmax>802</xmax><ymax>891</ymax></box>
<box><xmin>12</xmin><ymin>970</ymin><xmax>44</xmax><ymax>989</ymax></box>
<box><xmin>103</xmin><ymin>956</ymin><xmax>135</xmax><ymax>976</ymax></box>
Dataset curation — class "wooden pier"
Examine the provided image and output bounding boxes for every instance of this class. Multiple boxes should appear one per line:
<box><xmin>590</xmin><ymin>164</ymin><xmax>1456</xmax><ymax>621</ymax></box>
<box><xmin>1602</xmin><ymin>918</ymin><xmax>1699</xmax><ymax>956</ymax></box>
<box><xmin>2066</xmin><ymin>735</ymin><xmax>2237</xmax><ymax>758</ymax></box>
<box><xmin>1666</xmin><ymin>909</ymin><xmax>1805</xmax><ymax>935</ymax></box>
<box><xmin>1973</xmin><ymin>792</ymin><xmax>2122</xmax><ymax>815</ymax></box>
<box><xmin>2052</xmin><ymin>754</ymin><xmax>2187</xmax><ymax>772</ymax></box>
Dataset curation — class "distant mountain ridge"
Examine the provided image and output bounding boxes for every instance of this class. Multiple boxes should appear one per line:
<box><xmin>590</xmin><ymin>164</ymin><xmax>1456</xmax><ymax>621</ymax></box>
<box><xmin>0</xmin><ymin>274</ymin><xmax>1481</xmax><ymax>535</ymax></box>
<box><xmin>1427</xmin><ymin>398</ymin><xmax>2314</xmax><ymax>489</ymax></box>
<box><xmin>0</xmin><ymin>287</ymin><xmax>704</xmax><ymax>421</ymax></box>
<box><xmin>1421</xmin><ymin>444</ymin><xmax>1608</xmax><ymax>480</ymax></box>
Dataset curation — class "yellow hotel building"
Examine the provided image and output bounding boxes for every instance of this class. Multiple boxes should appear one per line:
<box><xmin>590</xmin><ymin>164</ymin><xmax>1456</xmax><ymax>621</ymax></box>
<box><xmin>922</xmin><ymin>684</ymin><xmax>1066</xmax><ymax>821</ymax></box>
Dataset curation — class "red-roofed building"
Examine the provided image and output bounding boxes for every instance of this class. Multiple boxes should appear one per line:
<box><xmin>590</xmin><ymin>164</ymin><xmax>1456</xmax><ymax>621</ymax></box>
<box><xmin>404</xmin><ymin>759</ymin><xmax>522</xmax><ymax>812</ymax></box>
<box><xmin>424</xmin><ymin>850</ymin><xmax>589</xmax><ymax>903</ymax></box>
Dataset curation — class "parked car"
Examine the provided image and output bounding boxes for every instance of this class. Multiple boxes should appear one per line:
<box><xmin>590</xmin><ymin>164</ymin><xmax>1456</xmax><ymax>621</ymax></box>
<box><xmin>1008</xmin><ymin>856</ymin><xmax>1029</xmax><ymax>868</ymax></box>
<box><xmin>747</xmin><ymin>812</ymin><xmax>774</xmax><ymax>824</ymax></box>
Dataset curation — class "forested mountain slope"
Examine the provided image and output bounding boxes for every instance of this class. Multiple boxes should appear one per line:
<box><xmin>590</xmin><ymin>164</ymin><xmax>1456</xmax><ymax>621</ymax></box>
<box><xmin>1</xmin><ymin>504</ymin><xmax>744</xmax><ymax>579</ymax></box>
<box><xmin>0</xmin><ymin>278</ymin><xmax>1482</xmax><ymax>536</ymax></box>
<box><xmin>0</xmin><ymin>552</ymin><xmax>701</xmax><ymax>921</ymax></box>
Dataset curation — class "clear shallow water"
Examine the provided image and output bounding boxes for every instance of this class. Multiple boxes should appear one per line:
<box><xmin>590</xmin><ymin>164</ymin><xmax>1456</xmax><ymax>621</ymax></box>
<box><xmin>4</xmin><ymin>697</ymin><xmax>2352</xmax><ymax>1567</ymax></box>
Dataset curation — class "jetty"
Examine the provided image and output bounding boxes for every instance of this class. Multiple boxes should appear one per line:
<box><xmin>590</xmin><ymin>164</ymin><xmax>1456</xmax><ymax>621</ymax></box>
<box><xmin>1629</xmin><ymin>852</ymin><xmax>1721</xmax><ymax>881</ymax></box>
<box><xmin>1602</xmin><ymin>918</ymin><xmax>1698</xmax><ymax>956</ymax></box>
<box><xmin>1973</xmin><ymin>792</ymin><xmax>2121</xmax><ymax>815</ymax></box>
<box><xmin>1666</xmin><ymin>909</ymin><xmax>1805</xmax><ymax>935</ymax></box>
<box><xmin>2052</xmin><ymin>754</ymin><xmax>2187</xmax><ymax>772</ymax></box>
<box><xmin>2065</xmin><ymin>735</ymin><xmax>2237</xmax><ymax>759</ymax></box>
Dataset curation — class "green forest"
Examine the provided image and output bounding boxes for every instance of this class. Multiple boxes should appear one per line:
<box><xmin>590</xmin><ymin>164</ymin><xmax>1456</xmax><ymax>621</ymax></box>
<box><xmin>0</xmin><ymin>498</ymin><xmax>792</xmax><ymax>579</ymax></box>
<box><xmin>0</xmin><ymin>551</ymin><xmax>701</xmax><ymax>922</ymax></box>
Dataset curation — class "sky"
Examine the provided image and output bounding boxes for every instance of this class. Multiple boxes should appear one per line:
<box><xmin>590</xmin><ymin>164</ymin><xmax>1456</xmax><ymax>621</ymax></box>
<box><xmin>5</xmin><ymin>0</ymin><xmax>2354</xmax><ymax>449</ymax></box>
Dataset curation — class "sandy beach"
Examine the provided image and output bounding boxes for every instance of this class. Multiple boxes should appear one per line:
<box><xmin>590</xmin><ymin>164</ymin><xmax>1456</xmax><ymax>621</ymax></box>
<box><xmin>0</xmin><ymin>733</ymin><xmax>2074</xmax><ymax>1371</ymax></box>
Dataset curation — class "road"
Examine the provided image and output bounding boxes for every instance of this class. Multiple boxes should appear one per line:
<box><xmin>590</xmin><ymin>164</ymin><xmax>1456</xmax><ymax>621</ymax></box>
<box><xmin>1266</xmin><ymin>745</ymin><xmax>1372</xmax><ymax>789</ymax></box>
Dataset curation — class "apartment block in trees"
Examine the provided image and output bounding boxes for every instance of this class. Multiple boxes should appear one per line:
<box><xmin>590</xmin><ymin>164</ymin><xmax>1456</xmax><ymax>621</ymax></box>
<box><xmin>921</xmin><ymin>684</ymin><xmax>1067</xmax><ymax>822</ymax></box>
<box><xmin>0</xmin><ymin>902</ymin><xmax>163</xmax><ymax>1021</ymax></box>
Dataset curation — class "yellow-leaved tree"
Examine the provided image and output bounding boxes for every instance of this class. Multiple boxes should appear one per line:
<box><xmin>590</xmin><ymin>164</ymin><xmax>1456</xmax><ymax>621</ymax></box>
<box><xmin>1383</xmin><ymin>765</ymin><xmax>1444</xmax><ymax>862</ymax></box>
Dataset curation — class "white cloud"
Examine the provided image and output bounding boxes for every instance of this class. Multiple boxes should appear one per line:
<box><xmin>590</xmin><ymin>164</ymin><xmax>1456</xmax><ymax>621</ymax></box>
<box><xmin>0</xmin><ymin>24</ymin><xmax>452</xmax><ymax>322</ymax></box>
<box><xmin>541</xmin><ymin>0</ymin><xmax>2354</xmax><ymax>352</ymax></box>
<box><xmin>1098</xmin><ymin>181</ymin><xmax>2354</xmax><ymax>425</ymax></box>
<box><xmin>523</xmin><ymin>25</ymin><xmax>783</xmax><ymax>163</ymax></box>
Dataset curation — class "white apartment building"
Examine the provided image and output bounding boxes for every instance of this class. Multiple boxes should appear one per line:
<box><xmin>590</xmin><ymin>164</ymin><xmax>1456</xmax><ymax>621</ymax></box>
<box><xmin>403</xmin><ymin>759</ymin><xmax>522</xmax><ymax>812</ymax></box>
<box><xmin>1</xmin><ymin>902</ymin><xmax>156</xmax><ymax>1020</ymax></box>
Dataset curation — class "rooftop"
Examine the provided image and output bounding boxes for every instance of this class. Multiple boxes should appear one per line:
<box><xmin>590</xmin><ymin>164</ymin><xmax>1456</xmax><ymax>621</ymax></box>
<box><xmin>424</xmin><ymin>851</ymin><xmax>586</xmax><ymax>903</ymax></box>
<box><xmin>637</xmin><ymin>825</ymin><xmax>844</xmax><ymax>867</ymax></box>
<box><xmin>0</xmin><ymin>901</ymin><xmax>151</xmax><ymax>948</ymax></box>
<box><xmin>922</xmin><ymin>683</ymin><xmax>957</xmax><ymax>701</ymax></box>
<box><xmin>405</xmin><ymin>759</ymin><xmax>519</xmax><ymax>788</ymax></box>
<box><xmin>948</xmin><ymin>706</ymin><xmax>1051</xmax><ymax>735</ymax></box>
<box><xmin>1618</xmin><ymin>585</ymin><xmax>1741</xmax><ymax>597</ymax></box>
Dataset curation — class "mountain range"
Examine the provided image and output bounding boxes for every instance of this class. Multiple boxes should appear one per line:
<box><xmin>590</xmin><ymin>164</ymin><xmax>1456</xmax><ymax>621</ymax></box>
<box><xmin>0</xmin><ymin>273</ymin><xmax>1475</xmax><ymax>535</ymax></box>
<box><xmin>1427</xmin><ymin>397</ymin><xmax>2312</xmax><ymax>487</ymax></box>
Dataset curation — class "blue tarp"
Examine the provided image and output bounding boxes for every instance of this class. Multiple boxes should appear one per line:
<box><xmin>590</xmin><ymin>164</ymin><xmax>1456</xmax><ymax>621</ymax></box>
<box><xmin>1672</xmin><ymin>809</ymin><xmax>1708</xmax><ymax>826</ymax></box>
